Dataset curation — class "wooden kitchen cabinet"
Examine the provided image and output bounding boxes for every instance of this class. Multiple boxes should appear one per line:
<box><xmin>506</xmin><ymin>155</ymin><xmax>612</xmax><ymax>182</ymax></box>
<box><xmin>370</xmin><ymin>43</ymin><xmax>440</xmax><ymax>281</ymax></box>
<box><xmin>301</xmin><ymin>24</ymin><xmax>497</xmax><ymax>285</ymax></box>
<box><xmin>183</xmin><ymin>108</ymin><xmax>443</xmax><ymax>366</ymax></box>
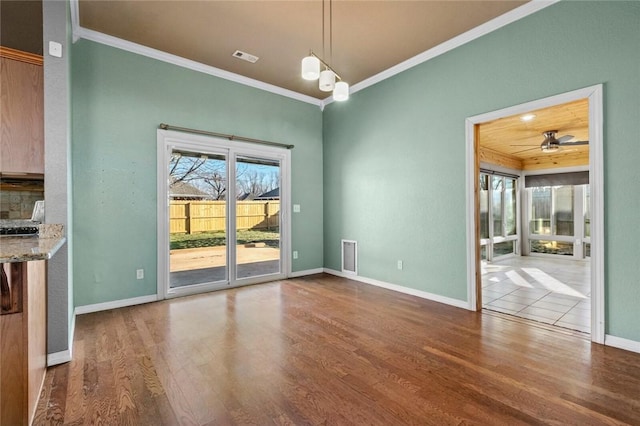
<box><xmin>0</xmin><ymin>47</ymin><xmax>44</xmax><ymax>174</ymax></box>
<box><xmin>0</xmin><ymin>260</ymin><xmax>47</xmax><ymax>426</ymax></box>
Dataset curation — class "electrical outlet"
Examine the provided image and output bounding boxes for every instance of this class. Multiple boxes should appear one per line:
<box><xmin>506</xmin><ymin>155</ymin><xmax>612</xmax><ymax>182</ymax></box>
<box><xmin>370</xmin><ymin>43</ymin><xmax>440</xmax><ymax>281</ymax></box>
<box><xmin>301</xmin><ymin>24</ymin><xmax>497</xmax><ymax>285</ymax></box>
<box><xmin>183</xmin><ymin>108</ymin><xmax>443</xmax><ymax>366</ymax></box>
<box><xmin>397</xmin><ymin>260</ymin><xmax>403</xmax><ymax>270</ymax></box>
<box><xmin>136</xmin><ymin>269</ymin><xmax>144</xmax><ymax>280</ymax></box>
<box><xmin>293</xmin><ymin>251</ymin><xmax>299</xmax><ymax>259</ymax></box>
<box><xmin>293</xmin><ymin>204</ymin><xmax>301</xmax><ymax>213</ymax></box>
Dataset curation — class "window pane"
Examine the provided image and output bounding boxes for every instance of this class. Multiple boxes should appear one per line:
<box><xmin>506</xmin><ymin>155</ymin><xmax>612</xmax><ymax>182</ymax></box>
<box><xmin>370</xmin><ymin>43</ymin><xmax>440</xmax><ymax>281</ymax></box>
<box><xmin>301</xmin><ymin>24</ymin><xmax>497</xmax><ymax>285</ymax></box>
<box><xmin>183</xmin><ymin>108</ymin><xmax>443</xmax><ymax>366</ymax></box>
<box><xmin>479</xmin><ymin>174</ymin><xmax>489</xmax><ymax>239</ymax></box>
<box><xmin>169</xmin><ymin>150</ymin><xmax>228</xmax><ymax>288</ymax></box>
<box><xmin>584</xmin><ymin>242</ymin><xmax>591</xmax><ymax>257</ymax></box>
<box><xmin>492</xmin><ymin>176</ymin><xmax>503</xmax><ymax>236</ymax></box>
<box><xmin>480</xmin><ymin>244</ymin><xmax>487</xmax><ymax>261</ymax></box>
<box><xmin>494</xmin><ymin>241</ymin><xmax>514</xmax><ymax>257</ymax></box>
<box><xmin>235</xmin><ymin>156</ymin><xmax>281</xmax><ymax>279</ymax></box>
<box><xmin>505</xmin><ymin>178</ymin><xmax>517</xmax><ymax>236</ymax></box>
<box><xmin>553</xmin><ymin>186</ymin><xmax>574</xmax><ymax>236</ymax></box>
<box><xmin>530</xmin><ymin>187</ymin><xmax>551</xmax><ymax>234</ymax></box>
<box><xmin>530</xmin><ymin>240</ymin><xmax>574</xmax><ymax>256</ymax></box>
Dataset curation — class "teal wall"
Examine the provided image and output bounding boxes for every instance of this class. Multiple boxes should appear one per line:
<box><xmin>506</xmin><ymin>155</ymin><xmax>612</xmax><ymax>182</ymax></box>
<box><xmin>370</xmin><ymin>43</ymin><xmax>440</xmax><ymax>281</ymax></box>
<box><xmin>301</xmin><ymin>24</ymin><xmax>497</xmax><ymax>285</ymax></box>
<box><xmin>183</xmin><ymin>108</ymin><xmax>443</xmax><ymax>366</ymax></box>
<box><xmin>323</xmin><ymin>1</ymin><xmax>640</xmax><ymax>341</ymax></box>
<box><xmin>72</xmin><ymin>40</ymin><xmax>323</xmax><ymax>307</ymax></box>
<box><xmin>72</xmin><ymin>1</ymin><xmax>639</xmax><ymax>343</ymax></box>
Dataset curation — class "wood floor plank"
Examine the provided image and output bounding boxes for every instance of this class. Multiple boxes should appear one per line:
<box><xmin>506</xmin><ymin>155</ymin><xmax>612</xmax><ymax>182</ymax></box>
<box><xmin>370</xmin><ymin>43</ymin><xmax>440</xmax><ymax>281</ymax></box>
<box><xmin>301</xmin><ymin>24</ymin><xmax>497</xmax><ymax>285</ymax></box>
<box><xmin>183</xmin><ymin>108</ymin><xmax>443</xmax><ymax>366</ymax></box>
<box><xmin>32</xmin><ymin>363</ymin><xmax>55</xmax><ymax>425</ymax></box>
<box><xmin>146</xmin><ymin>346</ymin><xmax>200</xmax><ymax>425</ymax></box>
<box><xmin>34</xmin><ymin>274</ymin><xmax>640</xmax><ymax>425</ymax></box>
<box><xmin>44</xmin><ymin>360</ymin><xmax>69</xmax><ymax>424</ymax></box>
<box><xmin>61</xmin><ymin>339</ymin><xmax>85</xmax><ymax>424</ymax></box>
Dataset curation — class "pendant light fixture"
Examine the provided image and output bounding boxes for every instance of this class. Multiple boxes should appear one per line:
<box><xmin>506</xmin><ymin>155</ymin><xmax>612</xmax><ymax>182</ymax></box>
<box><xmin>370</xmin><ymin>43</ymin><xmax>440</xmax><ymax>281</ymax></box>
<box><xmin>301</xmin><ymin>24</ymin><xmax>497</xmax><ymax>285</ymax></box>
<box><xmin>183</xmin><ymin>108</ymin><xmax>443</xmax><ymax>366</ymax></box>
<box><xmin>301</xmin><ymin>56</ymin><xmax>320</xmax><ymax>80</ymax></box>
<box><xmin>333</xmin><ymin>81</ymin><xmax>349</xmax><ymax>101</ymax></box>
<box><xmin>300</xmin><ymin>0</ymin><xmax>349</xmax><ymax>101</ymax></box>
<box><xmin>319</xmin><ymin>69</ymin><xmax>336</xmax><ymax>92</ymax></box>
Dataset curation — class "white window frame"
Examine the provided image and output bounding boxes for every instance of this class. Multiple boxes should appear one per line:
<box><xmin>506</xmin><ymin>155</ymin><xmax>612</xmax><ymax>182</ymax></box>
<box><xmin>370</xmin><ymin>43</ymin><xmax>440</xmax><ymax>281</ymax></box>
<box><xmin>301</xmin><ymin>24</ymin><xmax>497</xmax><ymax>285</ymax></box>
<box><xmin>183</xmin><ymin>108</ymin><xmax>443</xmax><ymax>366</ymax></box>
<box><xmin>480</xmin><ymin>172</ymin><xmax>520</xmax><ymax>262</ymax></box>
<box><xmin>523</xmin><ymin>168</ymin><xmax>590</xmax><ymax>261</ymax></box>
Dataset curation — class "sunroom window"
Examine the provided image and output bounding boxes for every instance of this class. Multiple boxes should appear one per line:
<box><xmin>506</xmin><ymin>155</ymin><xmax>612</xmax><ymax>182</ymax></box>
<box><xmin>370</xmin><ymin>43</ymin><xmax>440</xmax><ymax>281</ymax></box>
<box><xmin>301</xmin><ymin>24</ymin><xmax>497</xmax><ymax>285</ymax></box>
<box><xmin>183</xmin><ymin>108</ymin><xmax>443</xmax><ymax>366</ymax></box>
<box><xmin>525</xmin><ymin>172</ymin><xmax>590</xmax><ymax>259</ymax></box>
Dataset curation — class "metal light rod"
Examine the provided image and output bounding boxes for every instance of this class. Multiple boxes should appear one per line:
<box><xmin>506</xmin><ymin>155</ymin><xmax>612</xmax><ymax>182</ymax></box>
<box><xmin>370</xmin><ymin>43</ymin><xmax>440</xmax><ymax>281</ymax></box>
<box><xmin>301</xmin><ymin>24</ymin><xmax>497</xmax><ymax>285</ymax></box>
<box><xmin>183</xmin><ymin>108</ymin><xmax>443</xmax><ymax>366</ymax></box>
<box><xmin>309</xmin><ymin>51</ymin><xmax>343</xmax><ymax>81</ymax></box>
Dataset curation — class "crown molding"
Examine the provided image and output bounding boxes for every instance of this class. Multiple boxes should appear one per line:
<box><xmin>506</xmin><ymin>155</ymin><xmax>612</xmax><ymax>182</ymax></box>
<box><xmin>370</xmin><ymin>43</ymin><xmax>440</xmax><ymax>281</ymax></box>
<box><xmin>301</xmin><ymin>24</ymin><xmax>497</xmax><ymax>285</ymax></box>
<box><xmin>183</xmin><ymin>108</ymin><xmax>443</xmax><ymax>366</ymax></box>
<box><xmin>69</xmin><ymin>0</ymin><xmax>322</xmax><ymax>107</ymax></box>
<box><xmin>74</xmin><ymin>27</ymin><xmax>323</xmax><ymax>107</ymax></box>
<box><xmin>323</xmin><ymin>0</ymin><xmax>559</xmax><ymax>106</ymax></box>
<box><xmin>69</xmin><ymin>0</ymin><xmax>558</xmax><ymax>109</ymax></box>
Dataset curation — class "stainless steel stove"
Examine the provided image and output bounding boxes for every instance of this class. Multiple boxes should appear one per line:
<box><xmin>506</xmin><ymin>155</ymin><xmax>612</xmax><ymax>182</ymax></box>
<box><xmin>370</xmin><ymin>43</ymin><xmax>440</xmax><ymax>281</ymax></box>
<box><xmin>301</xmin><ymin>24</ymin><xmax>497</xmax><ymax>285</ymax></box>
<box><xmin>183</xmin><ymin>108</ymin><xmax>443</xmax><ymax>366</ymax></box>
<box><xmin>0</xmin><ymin>221</ymin><xmax>40</xmax><ymax>237</ymax></box>
<box><xmin>0</xmin><ymin>226</ymin><xmax>39</xmax><ymax>237</ymax></box>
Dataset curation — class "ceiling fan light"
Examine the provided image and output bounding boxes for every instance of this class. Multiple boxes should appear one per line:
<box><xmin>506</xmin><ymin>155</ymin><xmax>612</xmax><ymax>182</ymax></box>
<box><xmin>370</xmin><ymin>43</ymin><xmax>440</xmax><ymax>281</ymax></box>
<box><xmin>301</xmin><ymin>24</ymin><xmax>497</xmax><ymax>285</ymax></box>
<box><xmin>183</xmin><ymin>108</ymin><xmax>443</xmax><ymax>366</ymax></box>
<box><xmin>301</xmin><ymin>56</ymin><xmax>320</xmax><ymax>80</ymax></box>
<box><xmin>333</xmin><ymin>81</ymin><xmax>349</xmax><ymax>101</ymax></box>
<box><xmin>541</xmin><ymin>144</ymin><xmax>559</xmax><ymax>152</ymax></box>
<box><xmin>319</xmin><ymin>69</ymin><xmax>335</xmax><ymax>92</ymax></box>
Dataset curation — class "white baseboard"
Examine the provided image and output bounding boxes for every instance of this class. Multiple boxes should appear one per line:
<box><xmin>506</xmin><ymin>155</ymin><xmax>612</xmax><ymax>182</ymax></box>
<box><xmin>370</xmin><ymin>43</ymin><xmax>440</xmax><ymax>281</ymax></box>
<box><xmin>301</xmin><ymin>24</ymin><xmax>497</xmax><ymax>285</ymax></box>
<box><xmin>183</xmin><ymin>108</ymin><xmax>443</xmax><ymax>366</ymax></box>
<box><xmin>289</xmin><ymin>268</ymin><xmax>325</xmax><ymax>278</ymax></box>
<box><xmin>323</xmin><ymin>268</ymin><xmax>468</xmax><ymax>310</ymax></box>
<box><xmin>47</xmin><ymin>309</ymin><xmax>76</xmax><ymax>366</ymax></box>
<box><xmin>75</xmin><ymin>294</ymin><xmax>158</xmax><ymax>315</ymax></box>
<box><xmin>47</xmin><ymin>348</ymin><xmax>72</xmax><ymax>366</ymax></box>
<box><xmin>605</xmin><ymin>334</ymin><xmax>640</xmax><ymax>354</ymax></box>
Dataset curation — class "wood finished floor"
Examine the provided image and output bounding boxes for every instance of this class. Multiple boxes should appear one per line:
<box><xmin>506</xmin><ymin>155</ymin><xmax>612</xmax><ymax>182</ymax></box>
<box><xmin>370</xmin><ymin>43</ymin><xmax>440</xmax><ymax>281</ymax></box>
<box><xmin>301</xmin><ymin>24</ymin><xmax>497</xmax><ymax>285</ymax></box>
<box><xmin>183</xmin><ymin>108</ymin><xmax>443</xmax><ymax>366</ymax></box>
<box><xmin>35</xmin><ymin>274</ymin><xmax>640</xmax><ymax>425</ymax></box>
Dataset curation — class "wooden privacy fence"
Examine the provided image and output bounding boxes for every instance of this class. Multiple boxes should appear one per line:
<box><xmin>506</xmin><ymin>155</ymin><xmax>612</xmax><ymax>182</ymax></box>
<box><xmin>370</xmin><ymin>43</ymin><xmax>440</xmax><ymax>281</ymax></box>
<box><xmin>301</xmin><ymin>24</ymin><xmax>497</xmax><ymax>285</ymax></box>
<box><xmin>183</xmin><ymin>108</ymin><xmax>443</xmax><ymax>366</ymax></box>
<box><xmin>170</xmin><ymin>200</ymin><xmax>280</xmax><ymax>234</ymax></box>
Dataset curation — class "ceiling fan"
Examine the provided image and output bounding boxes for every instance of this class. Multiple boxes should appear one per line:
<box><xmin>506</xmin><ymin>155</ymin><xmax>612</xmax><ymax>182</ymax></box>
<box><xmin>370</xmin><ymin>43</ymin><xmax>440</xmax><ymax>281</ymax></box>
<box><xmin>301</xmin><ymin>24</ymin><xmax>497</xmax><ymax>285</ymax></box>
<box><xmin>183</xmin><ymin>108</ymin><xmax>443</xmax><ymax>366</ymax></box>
<box><xmin>511</xmin><ymin>130</ymin><xmax>589</xmax><ymax>154</ymax></box>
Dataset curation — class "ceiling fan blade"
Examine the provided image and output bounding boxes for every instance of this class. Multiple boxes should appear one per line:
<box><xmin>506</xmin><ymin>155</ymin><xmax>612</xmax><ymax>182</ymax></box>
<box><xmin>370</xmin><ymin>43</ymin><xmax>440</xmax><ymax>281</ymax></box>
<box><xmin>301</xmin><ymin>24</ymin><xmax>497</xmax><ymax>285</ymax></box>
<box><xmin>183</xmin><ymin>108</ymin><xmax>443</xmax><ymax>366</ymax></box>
<box><xmin>511</xmin><ymin>147</ymin><xmax>540</xmax><ymax>154</ymax></box>
<box><xmin>557</xmin><ymin>135</ymin><xmax>574</xmax><ymax>143</ymax></box>
<box><xmin>559</xmin><ymin>140</ymin><xmax>589</xmax><ymax>146</ymax></box>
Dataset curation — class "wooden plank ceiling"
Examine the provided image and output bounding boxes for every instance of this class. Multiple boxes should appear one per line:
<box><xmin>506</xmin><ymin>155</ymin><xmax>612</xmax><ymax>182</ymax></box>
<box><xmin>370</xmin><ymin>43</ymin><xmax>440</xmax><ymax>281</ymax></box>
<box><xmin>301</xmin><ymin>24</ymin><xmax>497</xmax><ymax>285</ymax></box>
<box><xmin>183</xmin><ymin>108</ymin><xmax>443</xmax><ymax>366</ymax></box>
<box><xmin>479</xmin><ymin>98</ymin><xmax>589</xmax><ymax>171</ymax></box>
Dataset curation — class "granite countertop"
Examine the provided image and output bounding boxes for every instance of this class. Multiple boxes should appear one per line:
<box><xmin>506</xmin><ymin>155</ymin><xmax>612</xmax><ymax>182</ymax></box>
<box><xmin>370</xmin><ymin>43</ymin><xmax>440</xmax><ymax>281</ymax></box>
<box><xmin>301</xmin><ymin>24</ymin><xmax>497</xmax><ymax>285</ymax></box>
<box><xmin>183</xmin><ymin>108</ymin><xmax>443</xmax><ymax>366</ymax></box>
<box><xmin>0</xmin><ymin>224</ymin><xmax>66</xmax><ymax>263</ymax></box>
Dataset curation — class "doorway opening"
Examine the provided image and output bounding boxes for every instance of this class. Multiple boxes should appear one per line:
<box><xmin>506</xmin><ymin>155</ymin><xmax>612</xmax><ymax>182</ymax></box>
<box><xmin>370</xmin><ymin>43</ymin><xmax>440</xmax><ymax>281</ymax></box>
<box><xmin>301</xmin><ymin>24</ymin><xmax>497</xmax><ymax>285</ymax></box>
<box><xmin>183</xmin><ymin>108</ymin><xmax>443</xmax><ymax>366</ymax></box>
<box><xmin>465</xmin><ymin>85</ymin><xmax>604</xmax><ymax>343</ymax></box>
<box><xmin>157</xmin><ymin>130</ymin><xmax>291</xmax><ymax>299</ymax></box>
<box><xmin>479</xmin><ymin>169</ymin><xmax>591</xmax><ymax>333</ymax></box>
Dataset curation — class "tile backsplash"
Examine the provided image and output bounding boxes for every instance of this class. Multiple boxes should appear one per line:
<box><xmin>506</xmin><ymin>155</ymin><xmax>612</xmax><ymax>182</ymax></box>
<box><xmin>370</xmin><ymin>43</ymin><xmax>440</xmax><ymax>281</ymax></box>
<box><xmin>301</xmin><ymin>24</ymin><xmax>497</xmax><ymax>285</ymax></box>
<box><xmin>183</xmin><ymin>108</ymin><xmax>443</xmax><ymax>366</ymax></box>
<box><xmin>0</xmin><ymin>190</ymin><xmax>44</xmax><ymax>219</ymax></box>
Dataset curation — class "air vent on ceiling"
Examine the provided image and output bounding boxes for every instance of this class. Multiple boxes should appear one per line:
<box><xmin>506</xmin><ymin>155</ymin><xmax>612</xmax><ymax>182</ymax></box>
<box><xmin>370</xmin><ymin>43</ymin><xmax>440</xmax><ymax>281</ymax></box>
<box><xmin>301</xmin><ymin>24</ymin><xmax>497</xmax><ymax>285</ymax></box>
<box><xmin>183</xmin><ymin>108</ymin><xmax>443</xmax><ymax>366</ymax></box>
<box><xmin>232</xmin><ymin>50</ymin><xmax>259</xmax><ymax>63</ymax></box>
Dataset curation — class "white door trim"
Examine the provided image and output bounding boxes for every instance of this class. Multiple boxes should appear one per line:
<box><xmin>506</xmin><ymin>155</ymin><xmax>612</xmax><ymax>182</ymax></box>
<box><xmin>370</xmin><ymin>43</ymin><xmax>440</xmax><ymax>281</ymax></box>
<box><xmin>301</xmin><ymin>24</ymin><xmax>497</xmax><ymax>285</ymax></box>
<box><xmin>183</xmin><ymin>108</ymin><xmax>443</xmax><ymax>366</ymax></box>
<box><xmin>157</xmin><ymin>129</ymin><xmax>291</xmax><ymax>300</ymax></box>
<box><xmin>465</xmin><ymin>84</ymin><xmax>605</xmax><ymax>344</ymax></box>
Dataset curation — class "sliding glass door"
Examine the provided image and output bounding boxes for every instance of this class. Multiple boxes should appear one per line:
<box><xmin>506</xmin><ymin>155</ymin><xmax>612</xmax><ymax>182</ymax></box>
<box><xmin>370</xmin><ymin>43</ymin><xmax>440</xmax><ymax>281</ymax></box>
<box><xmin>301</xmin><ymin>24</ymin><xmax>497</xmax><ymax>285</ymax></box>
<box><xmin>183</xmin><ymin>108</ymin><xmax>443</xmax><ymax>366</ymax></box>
<box><xmin>158</xmin><ymin>131</ymin><xmax>290</xmax><ymax>298</ymax></box>
<box><xmin>168</xmin><ymin>149</ymin><xmax>229</xmax><ymax>289</ymax></box>
<box><xmin>235</xmin><ymin>155</ymin><xmax>281</xmax><ymax>279</ymax></box>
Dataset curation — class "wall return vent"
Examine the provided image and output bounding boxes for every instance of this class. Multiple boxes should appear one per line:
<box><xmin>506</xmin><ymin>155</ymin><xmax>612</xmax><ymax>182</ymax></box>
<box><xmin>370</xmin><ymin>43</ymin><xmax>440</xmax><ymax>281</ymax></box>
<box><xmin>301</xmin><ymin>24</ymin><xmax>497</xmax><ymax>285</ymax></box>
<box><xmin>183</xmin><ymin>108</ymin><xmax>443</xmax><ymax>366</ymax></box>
<box><xmin>342</xmin><ymin>240</ymin><xmax>357</xmax><ymax>275</ymax></box>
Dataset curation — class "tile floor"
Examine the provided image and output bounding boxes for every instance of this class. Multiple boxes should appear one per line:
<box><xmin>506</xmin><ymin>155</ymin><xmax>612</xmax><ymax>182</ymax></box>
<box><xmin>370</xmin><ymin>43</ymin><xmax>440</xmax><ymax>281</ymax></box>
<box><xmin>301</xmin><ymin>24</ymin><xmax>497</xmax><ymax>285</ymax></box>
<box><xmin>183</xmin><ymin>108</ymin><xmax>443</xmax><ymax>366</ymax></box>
<box><xmin>482</xmin><ymin>256</ymin><xmax>591</xmax><ymax>333</ymax></box>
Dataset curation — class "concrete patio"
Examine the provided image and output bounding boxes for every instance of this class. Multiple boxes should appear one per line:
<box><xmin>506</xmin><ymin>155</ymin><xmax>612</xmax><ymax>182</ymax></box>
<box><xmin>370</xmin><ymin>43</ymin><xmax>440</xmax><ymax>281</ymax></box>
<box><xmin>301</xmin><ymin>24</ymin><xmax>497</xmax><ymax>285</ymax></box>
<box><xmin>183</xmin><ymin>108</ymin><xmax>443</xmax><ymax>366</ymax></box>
<box><xmin>169</xmin><ymin>245</ymin><xmax>280</xmax><ymax>287</ymax></box>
